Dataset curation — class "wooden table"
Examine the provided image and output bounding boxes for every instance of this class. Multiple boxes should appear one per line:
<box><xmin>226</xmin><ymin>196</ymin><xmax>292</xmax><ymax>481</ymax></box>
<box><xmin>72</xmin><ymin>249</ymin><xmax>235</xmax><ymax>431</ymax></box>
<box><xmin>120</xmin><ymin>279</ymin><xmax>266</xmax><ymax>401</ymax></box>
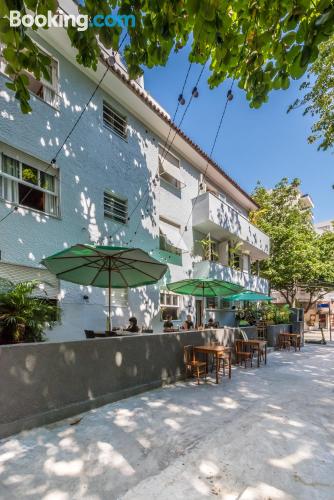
<box><xmin>279</xmin><ymin>333</ymin><xmax>301</xmax><ymax>351</ymax></box>
<box><xmin>194</xmin><ymin>345</ymin><xmax>231</xmax><ymax>384</ymax></box>
<box><xmin>241</xmin><ymin>340</ymin><xmax>267</xmax><ymax>367</ymax></box>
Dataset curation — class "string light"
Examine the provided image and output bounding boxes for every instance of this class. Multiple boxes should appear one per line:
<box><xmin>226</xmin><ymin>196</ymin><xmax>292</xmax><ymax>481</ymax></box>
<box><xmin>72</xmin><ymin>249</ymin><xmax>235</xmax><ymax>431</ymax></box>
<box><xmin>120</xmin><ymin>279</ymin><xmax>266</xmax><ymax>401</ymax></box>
<box><xmin>192</xmin><ymin>86</ymin><xmax>199</xmax><ymax>98</ymax></box>
<box><xmin>178</xmin><ymin>94</ymin><xmax>186</xmax><ymax>105</ymax></box>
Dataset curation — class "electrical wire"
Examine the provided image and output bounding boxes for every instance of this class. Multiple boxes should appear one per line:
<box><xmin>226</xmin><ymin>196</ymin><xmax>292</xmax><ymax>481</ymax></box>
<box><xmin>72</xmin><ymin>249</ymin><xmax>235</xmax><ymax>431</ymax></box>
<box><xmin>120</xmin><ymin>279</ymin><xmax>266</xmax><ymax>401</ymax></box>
<box><xmin>122</xmin><ymin>59</ymin><xmax>210</xmax><ymax>246</ymax></box>
<box><xmin>174</xmin><ymin>30</ymin><xmax>250</xmax><ymax>250</ymax></box>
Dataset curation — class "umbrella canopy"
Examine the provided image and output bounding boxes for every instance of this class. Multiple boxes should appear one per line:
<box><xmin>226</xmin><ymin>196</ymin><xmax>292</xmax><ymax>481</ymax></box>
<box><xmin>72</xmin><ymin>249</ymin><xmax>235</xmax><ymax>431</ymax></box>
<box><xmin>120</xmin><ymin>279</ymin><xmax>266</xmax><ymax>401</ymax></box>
<box><xmin>166</xmin><ymin>278</ymin><xmax>243</xmax><ymax>297</ymax></box>
<box><xmin>42</xmin><ymin>244</ymin><xmax>168</xmax><ymax>332</ymax></box>
<box><xmin>224</xmin><ymin>290</ymin><xmax>273</xmax><ymax>301</ymax></box>
<box><xmin>167</xmin><ymin>278</ymin><xmax>243</xmax><ymax>326</ymax></box>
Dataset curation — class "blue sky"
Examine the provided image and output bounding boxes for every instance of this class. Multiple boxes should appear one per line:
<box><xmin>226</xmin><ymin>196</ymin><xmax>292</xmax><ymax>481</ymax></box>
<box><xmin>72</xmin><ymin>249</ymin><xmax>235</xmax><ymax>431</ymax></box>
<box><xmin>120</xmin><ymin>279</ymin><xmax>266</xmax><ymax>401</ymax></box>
<box><xmin>143</xmin><ymin>49</ymin><xmax>333</xmax><ymax>223</ymax></box>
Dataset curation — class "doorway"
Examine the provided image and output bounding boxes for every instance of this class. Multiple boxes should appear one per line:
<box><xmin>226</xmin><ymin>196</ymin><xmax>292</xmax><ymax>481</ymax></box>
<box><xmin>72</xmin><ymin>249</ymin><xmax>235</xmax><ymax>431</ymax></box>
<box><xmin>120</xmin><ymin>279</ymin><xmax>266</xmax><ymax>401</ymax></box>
<box><xmin>195</xmin><ymin>299</ymin><xmax>203</xmax><ymax>327</ymax></box>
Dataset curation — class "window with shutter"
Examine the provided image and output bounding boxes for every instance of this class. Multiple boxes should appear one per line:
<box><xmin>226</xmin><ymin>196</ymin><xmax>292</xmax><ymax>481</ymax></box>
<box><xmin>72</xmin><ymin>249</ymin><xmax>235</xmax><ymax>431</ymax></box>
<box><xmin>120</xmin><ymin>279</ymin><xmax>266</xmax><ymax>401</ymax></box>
<box><xmin>104</xmin><ymin>191</ymin><xmax>128</xmax><ymax>224</ymax></box>
<box><xmin>103</xmin><ymin>102</ymin><xmax>127</xmax><ymax>139</ymax></box>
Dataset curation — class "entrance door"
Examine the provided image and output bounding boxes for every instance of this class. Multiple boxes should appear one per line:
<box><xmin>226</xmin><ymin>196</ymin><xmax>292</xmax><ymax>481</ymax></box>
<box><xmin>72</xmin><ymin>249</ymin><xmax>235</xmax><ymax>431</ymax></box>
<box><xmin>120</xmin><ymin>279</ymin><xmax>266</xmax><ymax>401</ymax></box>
<box><xmin>196</xmin><ymin>299</ymin><xmax>203</xmax><ymax>327</ymax></box>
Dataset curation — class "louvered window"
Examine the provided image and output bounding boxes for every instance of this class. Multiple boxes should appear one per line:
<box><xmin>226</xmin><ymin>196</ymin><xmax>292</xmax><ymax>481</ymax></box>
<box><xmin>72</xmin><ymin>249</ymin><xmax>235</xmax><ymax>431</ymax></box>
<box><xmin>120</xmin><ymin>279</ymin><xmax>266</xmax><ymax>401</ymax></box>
<box><xmin>103</xmin><ymin>101</ymin><xmax>127</xmax><ymax>139</ymax></box>
<box><xmin>104</xmin><ymin>191</ymin><xmax>128</xmax><ymax>224</ymax></box>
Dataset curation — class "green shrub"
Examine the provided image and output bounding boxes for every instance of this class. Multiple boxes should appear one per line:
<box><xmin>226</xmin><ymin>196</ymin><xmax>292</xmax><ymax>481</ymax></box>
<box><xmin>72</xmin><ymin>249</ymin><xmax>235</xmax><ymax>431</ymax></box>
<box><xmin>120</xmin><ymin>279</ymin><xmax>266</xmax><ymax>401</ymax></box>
<box><xmin>0</xmin><ymin>279</ymin><xmax>60</xmax><ymax>344</ymax></box>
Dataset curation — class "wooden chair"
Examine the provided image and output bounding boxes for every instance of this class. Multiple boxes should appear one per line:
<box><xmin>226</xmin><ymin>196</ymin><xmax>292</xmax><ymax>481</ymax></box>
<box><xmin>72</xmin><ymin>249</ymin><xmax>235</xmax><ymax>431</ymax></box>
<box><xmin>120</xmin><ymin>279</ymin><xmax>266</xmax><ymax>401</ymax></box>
<box><xmin>239</xmin><ymin>331</ymin><xmax>263</xmax><ymax>363</ymax></box>
<box><xmin>290</xmin><ymin>333</ymin><xmax>301</xmax><ymax>351</ymax></box>
<box><xmin>184</xmin><ymin>345</ymin><xmax>207</xmax><ymax>384</ymax></box>
<box><xmin>277</xmin><ymin>333</ymin><xmax>291</xmax><ymax>350</ymax></box>
<box><xmin>256</xmin><ymin>321</ymin><xmax>267</xmax><ymax>340</ymax></box>
<box><xmin>235</xmin><ymin>340</ymin><xmax>253</xmax><ymax>368</ymax></box>
<box><xmin>209</xmin><ymin>341</ymin><xmax>230</xmax><ymax>376</ymax></box>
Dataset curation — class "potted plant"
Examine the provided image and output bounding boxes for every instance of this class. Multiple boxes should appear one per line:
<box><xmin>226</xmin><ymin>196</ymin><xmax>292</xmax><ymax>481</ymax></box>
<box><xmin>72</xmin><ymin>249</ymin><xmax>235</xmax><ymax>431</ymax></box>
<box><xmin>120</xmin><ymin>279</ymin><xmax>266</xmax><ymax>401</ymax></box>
<box><xmin>0</xmin><ymin>279</ymin><xmax>60</xmax><ymax>344</ymax></box>
<box><xmin>197</xmin><ymin>234</ymin><xmax>219</xmax><ymax>261</ymax></box>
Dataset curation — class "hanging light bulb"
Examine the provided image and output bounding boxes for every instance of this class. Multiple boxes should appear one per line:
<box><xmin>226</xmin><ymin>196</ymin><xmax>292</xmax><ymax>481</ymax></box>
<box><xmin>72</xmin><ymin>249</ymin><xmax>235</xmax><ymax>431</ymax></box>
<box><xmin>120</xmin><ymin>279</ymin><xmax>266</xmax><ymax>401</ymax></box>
<box><xmin>192</xmin><ymin>86</ymin><xmax>199</xmax><ymax>98</ymax></box>
<box><xmin>227</xmin><ymin>89</ymin><xmax>234</xmax><ymax>101</ymax></box>
<box><xmin>178</xmin><ymin>94</ymin><xmax>185</xmax><ymax>105</ymax></box>
<box><xmin>51</xmin><ymin>158</ymin><xmax>56</xmax><ymax>164</ymax></box>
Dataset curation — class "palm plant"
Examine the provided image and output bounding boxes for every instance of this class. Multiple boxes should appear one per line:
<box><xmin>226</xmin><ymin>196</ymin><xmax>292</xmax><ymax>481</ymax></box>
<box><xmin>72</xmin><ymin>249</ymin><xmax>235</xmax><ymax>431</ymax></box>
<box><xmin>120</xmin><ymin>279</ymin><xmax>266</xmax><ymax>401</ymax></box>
<box><xmin>0</xmin><ymin>279</ymin><xmax>60</xmax><ymax>343</ymax></box>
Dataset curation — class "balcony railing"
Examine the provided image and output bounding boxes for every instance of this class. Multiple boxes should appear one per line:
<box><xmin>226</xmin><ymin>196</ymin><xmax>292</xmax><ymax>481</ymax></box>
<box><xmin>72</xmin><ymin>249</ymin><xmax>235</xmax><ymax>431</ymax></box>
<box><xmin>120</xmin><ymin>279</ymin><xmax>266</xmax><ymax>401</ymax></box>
<box><xmin>193</xmin><ymin>260</ymin><xmax>269</xmax><ymax>294</ymax></box>
<box><xmin>192</xmin><ymin>192</ymin><xmax>270</xmax><ymax>259</ymax></box>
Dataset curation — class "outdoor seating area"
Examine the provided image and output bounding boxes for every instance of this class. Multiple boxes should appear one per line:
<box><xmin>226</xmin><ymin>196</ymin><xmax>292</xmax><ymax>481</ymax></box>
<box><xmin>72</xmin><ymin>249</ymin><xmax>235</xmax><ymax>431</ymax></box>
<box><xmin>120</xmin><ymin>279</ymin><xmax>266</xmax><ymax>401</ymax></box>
<box><xmin>277</xmin><ymin>332</ymin><xmax>302</xmax><ymax>351</ymax></box>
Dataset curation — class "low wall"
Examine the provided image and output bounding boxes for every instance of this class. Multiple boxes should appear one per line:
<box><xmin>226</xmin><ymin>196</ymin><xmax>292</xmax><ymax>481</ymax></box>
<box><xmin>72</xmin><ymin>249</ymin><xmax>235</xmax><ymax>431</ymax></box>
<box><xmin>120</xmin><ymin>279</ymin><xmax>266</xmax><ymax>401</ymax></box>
<box><xmin>0</xmin><ymin>328</ymin><xmax>240</xmax><ymax>438</ymax></box>
<box><xmin>266</xmin><ymin>324</ymin><xmax>291</xmax><ymax>347</ymax></box>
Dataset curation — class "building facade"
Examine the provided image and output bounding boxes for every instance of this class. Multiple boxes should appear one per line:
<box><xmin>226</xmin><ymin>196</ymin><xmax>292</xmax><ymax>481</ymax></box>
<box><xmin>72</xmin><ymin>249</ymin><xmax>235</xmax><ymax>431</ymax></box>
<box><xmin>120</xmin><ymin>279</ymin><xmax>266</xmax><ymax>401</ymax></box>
<box><xmin>0</xmin><ymin>19</ymin><xmax>270</xmax><ymax>341</ymax></box>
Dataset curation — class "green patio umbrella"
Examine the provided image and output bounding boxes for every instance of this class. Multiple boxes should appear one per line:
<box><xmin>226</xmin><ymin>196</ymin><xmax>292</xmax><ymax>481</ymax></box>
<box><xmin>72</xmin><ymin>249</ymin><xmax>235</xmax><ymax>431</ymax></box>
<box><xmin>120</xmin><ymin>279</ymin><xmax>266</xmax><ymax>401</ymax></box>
<box><xmin>166</xmin><ymin>278</ymin><xmax>243</xmax><ymax>325</ymax></box>
<box><xmin>224</xmin><ymin>290</ymin><xmax>273</xmax><ymax>301</ymax></box>
<box><xmin>42</xmin><ymin>244</ymin><xmax>168</xmax><ymax>333</ymax></box>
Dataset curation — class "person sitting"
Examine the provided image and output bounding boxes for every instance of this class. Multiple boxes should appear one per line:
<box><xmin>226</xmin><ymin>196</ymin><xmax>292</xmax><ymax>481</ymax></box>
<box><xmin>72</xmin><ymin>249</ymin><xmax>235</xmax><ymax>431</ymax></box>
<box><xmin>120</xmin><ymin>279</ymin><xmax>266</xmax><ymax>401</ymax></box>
<box><xmin>206</xmin><ymin>317</ymin><xmax>215</xmax><ymax>328</ymax></box>
<box><xmin>182</xmin><ymin>315</ymin><xmax>194</xmax><ymax>331</ymax></box>
<box><xmin>163</xmin><ymin>315</ymin><xmax>174</xmax><ymax>331</ymax></box>
<box><xmin>125</xmin><ymin>317</ymin><xmax>139</xmax><ymax>333</ymax></box>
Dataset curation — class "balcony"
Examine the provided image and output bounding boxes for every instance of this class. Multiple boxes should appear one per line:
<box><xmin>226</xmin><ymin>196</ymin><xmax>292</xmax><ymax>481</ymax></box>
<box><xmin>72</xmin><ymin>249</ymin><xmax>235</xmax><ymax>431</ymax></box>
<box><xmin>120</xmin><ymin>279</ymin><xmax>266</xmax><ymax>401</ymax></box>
<box><xmin>193</xmin><ymin>260</ymin><xmax>269</xmax><ymax>294</ymax></box>
<box><xmin>192</xmin><ymin>192</ymin><xmax>270</xmax><ymax>259</ymax></box>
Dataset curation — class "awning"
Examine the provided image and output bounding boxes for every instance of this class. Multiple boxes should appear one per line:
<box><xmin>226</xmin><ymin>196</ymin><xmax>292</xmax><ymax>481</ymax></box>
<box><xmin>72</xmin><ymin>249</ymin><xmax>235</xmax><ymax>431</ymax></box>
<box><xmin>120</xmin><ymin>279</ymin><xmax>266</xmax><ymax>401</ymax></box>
<box><xmin>159</xmin><ymin>146</ymin><xmax>185</xmax><ymax>188</ymax></box>
<box><xmin>159</xmin><ymin>220</ymin><xmax>188</xmax><ymax>252</ymax></box>
<box><xmin>0</xmin><ymin>261</ymin><xmax>59</xmax><ymax>298</ymax></box>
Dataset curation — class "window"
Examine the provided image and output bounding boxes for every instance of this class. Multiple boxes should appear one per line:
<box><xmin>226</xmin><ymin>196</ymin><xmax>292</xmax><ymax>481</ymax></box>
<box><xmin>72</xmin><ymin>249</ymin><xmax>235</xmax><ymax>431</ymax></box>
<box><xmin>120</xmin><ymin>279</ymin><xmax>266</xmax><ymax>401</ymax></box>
<box><xmin>0</xmin><ymin>45</ymin><xmax>59</xmax><ymax>107</ymax></box>
<box><xmin>104</xmin><ymin>191</ymin><xmax>128</xmax><ymax>224</ymax></box>
<box><xmin>206</xmin><ymin>297</ymin><xmax>218</xmax><ymax>309</ymax></box>
<box><xmin>160</xmin><ymin>291</ymin><xmax>180</xmax><ymax>320</ymax></box>
<box><xmin>107</xmin><ymin>289</ymin><xmax>128</xmax><ymax>308</ymax></box>
<box><xmin>0</xmin><ymin>151</ymin><xmax>59</xmax><ymax>216</ymax></box>
<box><xmin>159</xmin><ymin>145</ymin><xmax>185</xmax><ymax>189</ymax></box>
<box><xmin>159</xmin><ymin>218</ymin><xmax>186</xmax><ymax>256</ymax></box>
<box><xmin>103</xmin><ymin>101</ymin><xmax>127</xmax><ymax>139</ymax></box>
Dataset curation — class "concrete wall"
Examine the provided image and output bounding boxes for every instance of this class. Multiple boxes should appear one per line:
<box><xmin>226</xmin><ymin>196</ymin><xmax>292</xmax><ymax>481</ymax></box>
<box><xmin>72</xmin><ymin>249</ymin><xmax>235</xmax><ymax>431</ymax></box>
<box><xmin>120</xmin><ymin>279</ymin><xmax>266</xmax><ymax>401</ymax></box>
<box><xmin>0</xmin><ymin>329</ymin><xmax>241</xmax><ymax>438</ymax></box>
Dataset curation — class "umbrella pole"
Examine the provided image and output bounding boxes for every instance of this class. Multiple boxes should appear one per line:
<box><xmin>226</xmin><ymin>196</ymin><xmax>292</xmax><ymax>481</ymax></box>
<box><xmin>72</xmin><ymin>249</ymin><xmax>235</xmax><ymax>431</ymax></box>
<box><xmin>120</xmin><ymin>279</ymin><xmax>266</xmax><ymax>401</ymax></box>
<box><xmin>108</xmin><ymin>261</ymin><xmax>112</xmax><ymax>335</ymax></box>
<box><xmin>202</xmin><ymin>286</ymin><xmax>205</xmax><ymax>328</ymax></box>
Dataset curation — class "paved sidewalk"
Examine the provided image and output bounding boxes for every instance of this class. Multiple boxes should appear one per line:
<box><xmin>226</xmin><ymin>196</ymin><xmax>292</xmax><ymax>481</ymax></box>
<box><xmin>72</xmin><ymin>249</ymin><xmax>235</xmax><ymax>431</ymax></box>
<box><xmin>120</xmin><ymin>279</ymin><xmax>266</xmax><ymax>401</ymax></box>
<box><xmin>0</xmin><ymin>345</ymin><xmax>333</xmax><ymax>499</ymax></box>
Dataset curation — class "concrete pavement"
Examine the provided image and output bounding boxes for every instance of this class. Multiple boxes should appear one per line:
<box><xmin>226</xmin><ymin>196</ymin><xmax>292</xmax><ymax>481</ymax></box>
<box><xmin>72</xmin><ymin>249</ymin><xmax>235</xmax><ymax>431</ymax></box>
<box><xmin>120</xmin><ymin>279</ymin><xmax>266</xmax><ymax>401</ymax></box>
<box><xmin>0</xmin><ymin>344</ymin><xmax>333</xmax><ymax>499</ymax></box>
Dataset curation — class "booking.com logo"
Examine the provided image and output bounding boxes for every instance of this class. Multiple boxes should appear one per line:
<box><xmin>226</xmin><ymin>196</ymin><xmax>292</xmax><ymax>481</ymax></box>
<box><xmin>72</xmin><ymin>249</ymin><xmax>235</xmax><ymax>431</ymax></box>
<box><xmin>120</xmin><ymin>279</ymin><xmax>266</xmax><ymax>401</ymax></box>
<box><xmin>9</xmin><ymin>11</ymin><xmax>136</xmax><ymax>32</ymax></box>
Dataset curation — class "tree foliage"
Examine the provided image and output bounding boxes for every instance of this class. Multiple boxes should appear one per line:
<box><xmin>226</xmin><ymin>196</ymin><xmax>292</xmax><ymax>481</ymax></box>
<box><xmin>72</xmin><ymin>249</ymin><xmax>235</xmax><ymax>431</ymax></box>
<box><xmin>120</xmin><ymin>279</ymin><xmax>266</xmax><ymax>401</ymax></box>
<box><xmin>1</xmin><ymin>0</ymin><xmax>334</xmax><ymax>113</ymax></box>
<box><xmin>250</xmin><ymin>178</ymin><xmax>334</xmax><ymax>310</ymax></box>
<box><xmin>288</xmin><ymin>35</ymin><xmax>334</xmax><ymax>151</ymax></box>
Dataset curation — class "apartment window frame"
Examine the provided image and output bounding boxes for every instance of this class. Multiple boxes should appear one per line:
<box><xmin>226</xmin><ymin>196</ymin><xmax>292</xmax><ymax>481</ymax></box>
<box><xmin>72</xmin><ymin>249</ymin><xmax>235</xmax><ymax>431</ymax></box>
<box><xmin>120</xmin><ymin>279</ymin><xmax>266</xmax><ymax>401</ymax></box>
<box><xmin>159</xmin><ymin>217</ymin><xmax>183</xmax><ymax>256</ymax></box>
<box><xmin>104</xmin><ymin>190</ymin><xmax>128</xmax><ymax>225</ymax></box>
<box><xmin>107</xmin><ymin>288</ymin><xmax>128</xmax><ymax>308</ymax></box>
<box><xmin>158</xmin><ymin>145</ymin><xmax>185</xmax><ymax>190</ymax></box>
<box><xmin>160</xmin><ymin>291</ymin><xmax>180</xmax><ymax>320</ymax></box>
<box><xmin>103</xmin><ymin>101</ymin><xmax>128</xmax><ymax>139</ymax></box>
<box><xmin>0</xmin><ymin>43</ymin><xmax>59</xmax><ymax>109</ymax></box>
<box><xmin>0</xmin><ymin>151</ymin><xmax>59</xmax><ymax>217</ymax></box>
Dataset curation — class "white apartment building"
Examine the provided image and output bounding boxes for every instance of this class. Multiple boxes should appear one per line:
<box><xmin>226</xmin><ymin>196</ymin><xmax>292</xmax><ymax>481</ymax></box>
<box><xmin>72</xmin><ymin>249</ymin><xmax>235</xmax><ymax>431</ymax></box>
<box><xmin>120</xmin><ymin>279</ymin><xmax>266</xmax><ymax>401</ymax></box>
<box><xmin>0</xmin><ymin>8</ymin><xmax>270</xmax><ymax>341</ymax></box>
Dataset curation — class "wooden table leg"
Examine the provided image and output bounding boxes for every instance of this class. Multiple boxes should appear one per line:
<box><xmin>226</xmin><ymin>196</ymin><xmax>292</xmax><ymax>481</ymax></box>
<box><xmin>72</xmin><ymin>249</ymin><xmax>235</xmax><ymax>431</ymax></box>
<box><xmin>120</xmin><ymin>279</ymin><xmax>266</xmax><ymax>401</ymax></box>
<box><xmin>257</xmin><ymin>344</ymin><xmax>260</xmax><ymax>367</ymax></box>
<box><xmin>205</xmin><ymin>353</ymin><xmax>208</xmax><ymax>374</ymax></box>
<box><xmin>265</xmin><ymin>343</ymin><xmax>267</xmax><ymax>364</ymax></box>
<box><xmin>216</xmin><ymin>353</ymin><xmax>219</xmax><ymax>384</ymax></box>
<box><xmin>229</xmin><ymin>351</ymin><xmax>232</xmax><ymax>379</ymax></box>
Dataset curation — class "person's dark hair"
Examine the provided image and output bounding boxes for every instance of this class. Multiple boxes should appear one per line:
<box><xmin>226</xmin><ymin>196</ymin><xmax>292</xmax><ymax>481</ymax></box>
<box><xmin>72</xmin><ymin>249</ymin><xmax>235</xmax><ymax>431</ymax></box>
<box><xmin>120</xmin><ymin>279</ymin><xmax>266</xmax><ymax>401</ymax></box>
<box><xmin>129</xmin><ymin>316</ymin><xmax>137</xmax><ymax>325</ymax></box>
